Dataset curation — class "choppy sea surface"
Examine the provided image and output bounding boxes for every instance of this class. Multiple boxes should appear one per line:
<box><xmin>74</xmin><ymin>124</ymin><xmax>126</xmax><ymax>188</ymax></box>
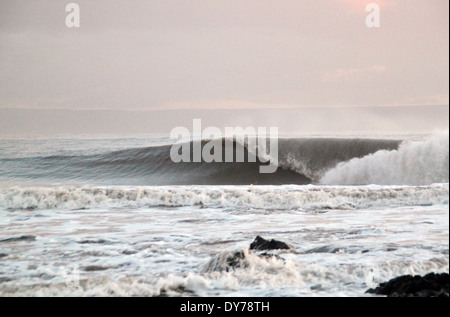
<box><xmin>0</xmin><ymin>133</ymin><xmax>448</xmax><ymax>296</ymax></box>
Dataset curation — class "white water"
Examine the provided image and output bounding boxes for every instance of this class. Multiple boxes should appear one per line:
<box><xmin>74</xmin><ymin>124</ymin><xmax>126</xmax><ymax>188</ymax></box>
<box><xmin>0</xmin><ymin>134</ymin><xmax>448</xmax><ymax>297</ymax></box>
<box><xmin>321</xmin><ymin>134</ymin><xmax>449</xmax><ymax>185</ymax></box>
<box><xmin>0</xmin><ymin>184</ymin><xmax>448</xmax><ymax>297</ymax></box>
<box><xmin>0</xmin><ymin>184</ymin><xmax>448</xmax><ymax>212</ymax></box>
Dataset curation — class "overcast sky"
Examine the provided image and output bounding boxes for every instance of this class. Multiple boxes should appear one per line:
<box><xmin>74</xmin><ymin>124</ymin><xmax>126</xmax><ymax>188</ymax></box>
<box><xmin>0</xmin><ymin>0</ymin><xmax>448</xmax><ymax>134</ymax></box>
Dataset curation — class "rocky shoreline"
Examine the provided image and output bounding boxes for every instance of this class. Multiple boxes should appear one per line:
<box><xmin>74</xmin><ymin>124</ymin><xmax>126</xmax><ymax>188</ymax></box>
<box><xmin>204</xmin><ymin>236</ymin><xmax>449</xmax><ymax>297</ymax></box>
<box><xmin>367</xmin><ymin>273</ymin><xmax>449</xmax><ymax>297</ymax></box>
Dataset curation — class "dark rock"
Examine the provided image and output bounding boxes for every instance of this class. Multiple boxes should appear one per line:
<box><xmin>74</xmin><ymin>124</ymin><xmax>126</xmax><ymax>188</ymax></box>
<box><xmin>366</xmin><ymin>273</ymin><xmax>449</xmax><ymax>297</ymax></box>
<box><xmin>249</xmin><ymin>236</ymin><xmax>291</xmax><ymax>251</ymax></box>
<box><xmin>201</xmin><ymin>250</ymin><xmax>250</xmax><ymax>273</ymax></box>
<box><xmin>202</xmin><ymin>237</ymin><xmax>292</xmax><ymax>273</ymax></box>
<box><xmin>0</xmin><ymin>254</ymin><xmax>8</xmax><ymax>259</ymax></box>
<box><xmin>202</xmin><ymin>250</ymin><xmax>287</xmax><ymax>273</ymax></box>
<box><xmin>224</xmin><ymin>250</ymin><xmax>249</xmax><ymax>271</ymax></box>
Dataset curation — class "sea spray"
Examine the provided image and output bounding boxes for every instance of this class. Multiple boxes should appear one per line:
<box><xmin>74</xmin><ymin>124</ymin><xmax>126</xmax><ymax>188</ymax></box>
<box><xmin>320</xmin><ymin>134</ymin><xmax>449</xmax><ymax>185</ymax></box>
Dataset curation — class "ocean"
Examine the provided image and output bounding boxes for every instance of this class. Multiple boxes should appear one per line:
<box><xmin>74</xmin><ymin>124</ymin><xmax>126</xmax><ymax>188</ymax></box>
<box><xmin>0</xmin><ymin>133</ymin><xmax>448</xmax><ymax>296</ymax></box>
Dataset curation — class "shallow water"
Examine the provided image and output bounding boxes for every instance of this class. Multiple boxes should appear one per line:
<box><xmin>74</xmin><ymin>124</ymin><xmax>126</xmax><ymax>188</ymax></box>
<box><xmin>0</xmin><ymin>185</ymin><xmax>448</xmax><ymax>296</ymax></box>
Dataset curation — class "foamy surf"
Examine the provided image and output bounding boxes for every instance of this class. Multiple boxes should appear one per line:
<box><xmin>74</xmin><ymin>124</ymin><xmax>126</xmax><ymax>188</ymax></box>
<box><xmin>0</xmin><ymin>134</ymin><xmax>448</xmax><ymax>297</ymax></box>
<box><xmin>0</xmin><ymin>184</ymin><xmax>448</xmax><ymax>212</ymax></box>
<box><xmin>320</xmin><ymin>134</ymin><xmax>449</xmax><ymax>185</ymax></box>
<box><xmin>0</xmin><ymin>197</ymin><xmax>448</xmax><ymax>297</ymax></box>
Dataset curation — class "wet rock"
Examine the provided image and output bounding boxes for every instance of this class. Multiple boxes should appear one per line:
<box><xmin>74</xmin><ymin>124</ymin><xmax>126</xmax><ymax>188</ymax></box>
<box><xmin>202</xmin><ymin>237</ymin><xmax>292</xmax><ymax>273</ymax></box>
<box><xmin>366</xmin><ymin>273</ymin><xmax>449</xmax><ymax>297</ymax></box>
<box><xmin>249</xmin><ymin>236</ymin><xmax>291</xmax><ymax>251</ymax></box>
<box><xmin>202</xmin><ymin>250</ymin><xmax>249</xmax><ymax>273</ymax></box>
<box><xmin>224</xmin><ymin>250</ymin><xmax>248</xmax><ymax>271</ymax></box>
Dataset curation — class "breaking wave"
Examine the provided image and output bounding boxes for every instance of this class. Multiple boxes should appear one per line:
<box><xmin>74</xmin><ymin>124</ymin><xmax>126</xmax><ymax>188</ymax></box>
<box><xmin>320</xmin><ymin>134</ymin><xmax>449</xmax><ymax>185</ymax></box>
<box><xmin>0</xmin><ymin>184</ymin><xmax>448</xmax><ymax>211</ymax></box>
<box><xmin>0</xmin><ymin>134</ymin><xmax>448</xmax><ymax>186</ymax></box>
<box><xmin>0</xmin><ymin>137</ymin><xmax>403</xmax><ymax>186</ymax></box>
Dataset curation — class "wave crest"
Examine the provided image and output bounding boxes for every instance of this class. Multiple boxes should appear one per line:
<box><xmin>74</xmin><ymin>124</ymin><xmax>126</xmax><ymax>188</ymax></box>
<box><xmin>320</xmin><ymin>134</ymin><xmax>449</xmax><ymax>185</ymax></box>
<box><xmin>1</xmin><ymin>184</ymin><xmax>448</xmax><ymax>211</ymax></box>
<box><xmin>0</xmin><ymin>137</ymin><xmax>401</xmax><ymax>186</ymax></box>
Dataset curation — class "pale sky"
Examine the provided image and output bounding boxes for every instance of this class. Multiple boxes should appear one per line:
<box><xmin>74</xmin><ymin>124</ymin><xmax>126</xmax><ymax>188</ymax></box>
<box><xmin>0</xmin><ymin>0</ymin><xmax>448</xmax><ymax>133</ymax></box>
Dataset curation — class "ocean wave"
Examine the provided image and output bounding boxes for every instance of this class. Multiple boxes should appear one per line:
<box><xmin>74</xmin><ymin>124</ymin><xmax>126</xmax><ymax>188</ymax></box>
<box><xmin>1</xmin><ymin>135</ymin><xmax>447</xmax><ymax>186</ymax></box>
<box><xmin>0</xmin><ymin>137</ymin><xmax>401</xmax><ymax>186</ymax></box>
<box><xmin>320</xmin><ymin>134</ymin><xmax>449</xmax><ymax>185</ymax></box>
<box><xmin>0</xmin><ymin>184</ymin><xmax>447</xmax><ymax>211</ymax></box>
